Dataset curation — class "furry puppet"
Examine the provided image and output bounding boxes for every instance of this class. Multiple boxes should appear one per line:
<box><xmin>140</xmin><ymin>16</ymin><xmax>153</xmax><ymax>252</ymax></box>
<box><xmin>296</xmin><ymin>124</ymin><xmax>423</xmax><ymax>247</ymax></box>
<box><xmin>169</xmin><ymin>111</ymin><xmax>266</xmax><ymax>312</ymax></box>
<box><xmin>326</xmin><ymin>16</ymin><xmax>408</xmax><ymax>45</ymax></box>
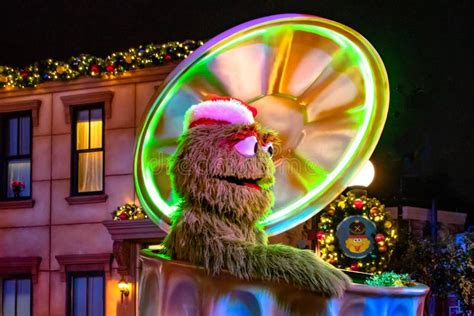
<box><xmin>163</xmin><ymin>97</ymin><xmax>350</xmax><ymax>297</ymax></box>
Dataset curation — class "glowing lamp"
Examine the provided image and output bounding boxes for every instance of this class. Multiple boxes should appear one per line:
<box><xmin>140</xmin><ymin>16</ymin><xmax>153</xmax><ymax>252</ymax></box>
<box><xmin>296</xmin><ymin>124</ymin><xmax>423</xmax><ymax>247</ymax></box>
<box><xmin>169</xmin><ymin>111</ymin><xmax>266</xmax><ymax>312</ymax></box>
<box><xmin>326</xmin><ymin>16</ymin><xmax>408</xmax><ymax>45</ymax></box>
<box><xmin>349</xmin><ymin>160</ymin><xmax>375</xmax><ymax>188</ymax></box>
<box><xmin>118</xmin><ymin>277</ymin><xmax>130</xmax><ymax>303</ymax></box>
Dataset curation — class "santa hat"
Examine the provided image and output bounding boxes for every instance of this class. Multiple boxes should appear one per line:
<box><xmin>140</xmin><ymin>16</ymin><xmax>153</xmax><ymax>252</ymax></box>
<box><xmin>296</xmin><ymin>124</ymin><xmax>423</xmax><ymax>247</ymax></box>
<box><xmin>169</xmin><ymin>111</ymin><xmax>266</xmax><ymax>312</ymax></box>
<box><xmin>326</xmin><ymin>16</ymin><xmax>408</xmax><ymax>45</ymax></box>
<box><xmin>183</xmin><ymin>96</ymin><xmax>257</xmax><ymax>131</ymax></box>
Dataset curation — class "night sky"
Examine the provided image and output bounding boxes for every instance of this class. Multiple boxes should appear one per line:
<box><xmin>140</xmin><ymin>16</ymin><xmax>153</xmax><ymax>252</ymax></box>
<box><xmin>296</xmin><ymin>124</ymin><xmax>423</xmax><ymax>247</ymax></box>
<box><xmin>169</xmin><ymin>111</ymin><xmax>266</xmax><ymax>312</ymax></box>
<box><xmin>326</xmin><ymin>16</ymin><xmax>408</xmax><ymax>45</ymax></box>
<box><xmin>2</xmin><ymin>0</ymin><xmax>472</xmax><ymax>224</ymax></box>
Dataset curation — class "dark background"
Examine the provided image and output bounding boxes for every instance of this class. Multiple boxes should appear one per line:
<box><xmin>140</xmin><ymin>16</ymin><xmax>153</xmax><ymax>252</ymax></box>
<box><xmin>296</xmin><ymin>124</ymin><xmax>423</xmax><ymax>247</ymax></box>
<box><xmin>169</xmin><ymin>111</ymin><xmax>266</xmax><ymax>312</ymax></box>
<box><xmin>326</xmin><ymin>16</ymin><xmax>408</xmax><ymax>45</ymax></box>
<box><xmin>2</xmin><ymin>0</ymin><xmax>472</xmax><ymax>225</ymax></box>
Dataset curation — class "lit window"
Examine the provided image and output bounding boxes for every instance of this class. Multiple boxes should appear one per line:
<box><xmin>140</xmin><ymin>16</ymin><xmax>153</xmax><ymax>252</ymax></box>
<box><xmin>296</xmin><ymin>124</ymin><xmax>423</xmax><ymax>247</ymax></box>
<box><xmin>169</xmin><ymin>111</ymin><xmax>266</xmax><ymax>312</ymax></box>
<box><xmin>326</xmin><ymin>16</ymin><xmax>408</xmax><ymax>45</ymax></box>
<box><xmin>1</xmin><ymin>276</ymin><xmax>32</xmax><ymax>316</ymax></box>
<box><xmin>0</xmin><ymin>112</ymin><xmax>32</xmax><ymax>200</ymax></box>
<box><xmin>71</xmin><ymin>105</ymin><xmax>104</xmax><ymax>195</ymax></box>
<box><xmin>67</xmin><ymin>272</ymin><xmax>104</xmax><ymax>316</ymax></box>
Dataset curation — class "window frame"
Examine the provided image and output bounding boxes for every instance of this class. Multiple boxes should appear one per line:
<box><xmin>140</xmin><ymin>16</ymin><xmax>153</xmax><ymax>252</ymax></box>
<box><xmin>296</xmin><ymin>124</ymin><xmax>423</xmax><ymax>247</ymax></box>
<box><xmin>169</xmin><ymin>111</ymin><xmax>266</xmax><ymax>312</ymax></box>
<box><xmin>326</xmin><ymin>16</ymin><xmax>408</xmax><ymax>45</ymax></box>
<box><xmin>1</xmin><ymin>274</ymin><xmax>33</xmax><ymax>316</ymax></box>
<box><xmin>66</xmin><ymin>271</ymin><xmax>105</xmax><ymax>316</ymax></box>
<box><xmin>0</xmin><ymin>111</ymin><xmax>33</xmax><ymax>201</ymax></box>
<box><xmin>70</xmin><ymin>103</ymin><xmax>105</xmax><ymax>197</ymax></box>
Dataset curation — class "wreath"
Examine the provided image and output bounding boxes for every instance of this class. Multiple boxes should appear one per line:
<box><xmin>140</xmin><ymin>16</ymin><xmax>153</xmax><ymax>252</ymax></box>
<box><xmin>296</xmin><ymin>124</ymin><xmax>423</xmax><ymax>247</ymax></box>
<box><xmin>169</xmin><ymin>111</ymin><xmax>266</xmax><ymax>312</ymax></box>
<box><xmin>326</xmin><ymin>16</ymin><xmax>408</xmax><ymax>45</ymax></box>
<box><xmin>316</xmin><ymin>190</ymin><xmax>397</xmax><ymax>273</ymax></box>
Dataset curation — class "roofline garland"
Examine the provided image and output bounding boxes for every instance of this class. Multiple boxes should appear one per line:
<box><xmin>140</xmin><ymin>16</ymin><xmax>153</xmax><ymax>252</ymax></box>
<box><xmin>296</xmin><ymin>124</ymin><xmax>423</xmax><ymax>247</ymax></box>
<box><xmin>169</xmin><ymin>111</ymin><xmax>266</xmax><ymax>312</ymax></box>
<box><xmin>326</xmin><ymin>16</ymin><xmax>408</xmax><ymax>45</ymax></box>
<box><xmin>0</xmin><ymin>40</ymin><xmax>203</xmax><ymax>89</ymax></box>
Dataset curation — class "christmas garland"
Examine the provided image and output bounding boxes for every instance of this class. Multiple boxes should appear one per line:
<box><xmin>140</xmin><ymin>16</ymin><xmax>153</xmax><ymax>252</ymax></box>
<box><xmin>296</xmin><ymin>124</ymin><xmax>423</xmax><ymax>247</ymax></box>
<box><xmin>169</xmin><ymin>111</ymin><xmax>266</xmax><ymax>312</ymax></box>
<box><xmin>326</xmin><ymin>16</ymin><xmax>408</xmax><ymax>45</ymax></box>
<box><xmin>0</xmin><ymin>40</ymin><xmax>203</xmax><ymax>89</ymax></box>
<box><xmin>112</xmin><ymin>203</ymin><xmax>148</xmax><ymax>221</ymax></box>
<box><xmin>317</xmin><ymin>191</ymin><xmax>397</xmax><ymax>274</ymax></box>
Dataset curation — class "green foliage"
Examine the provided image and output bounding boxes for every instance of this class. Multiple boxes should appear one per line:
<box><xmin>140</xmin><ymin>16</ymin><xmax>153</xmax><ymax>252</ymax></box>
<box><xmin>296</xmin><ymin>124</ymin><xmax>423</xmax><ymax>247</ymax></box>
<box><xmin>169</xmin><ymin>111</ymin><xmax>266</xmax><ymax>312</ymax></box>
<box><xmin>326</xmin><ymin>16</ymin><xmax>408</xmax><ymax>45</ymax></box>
<box><xmin>365</xmin><ymin>271</ymin><xmax>414</xmax><ymax>287</ymax></box>
<box><xmin>388</xmin><ymin>232</ymin><xmax>474</xmax><ymax>313</ymax></box>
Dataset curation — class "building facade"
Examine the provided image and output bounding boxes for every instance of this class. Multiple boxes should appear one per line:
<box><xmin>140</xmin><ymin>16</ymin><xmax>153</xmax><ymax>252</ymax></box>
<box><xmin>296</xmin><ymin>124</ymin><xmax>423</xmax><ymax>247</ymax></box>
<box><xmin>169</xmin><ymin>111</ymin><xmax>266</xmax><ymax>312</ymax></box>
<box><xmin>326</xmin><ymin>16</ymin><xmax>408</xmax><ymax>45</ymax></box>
<box><xmin>0</xmin><ymin>61</ymin><xmax>469</xmax><ymax>316</ymax></box>
<box><xmin>0</xmin><ymin>65</ymin><xmax>176</xmax><ymax>316</ymax></box>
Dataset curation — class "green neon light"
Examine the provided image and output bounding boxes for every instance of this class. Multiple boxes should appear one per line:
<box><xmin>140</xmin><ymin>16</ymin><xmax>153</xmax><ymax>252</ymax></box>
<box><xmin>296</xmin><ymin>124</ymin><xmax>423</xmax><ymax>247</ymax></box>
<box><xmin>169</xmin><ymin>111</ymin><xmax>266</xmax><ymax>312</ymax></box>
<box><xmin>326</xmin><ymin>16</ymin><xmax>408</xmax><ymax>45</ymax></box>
<box><xmin>134</xmin><ymin>15</ymin><xmax>389</xmax><ymax>235</ymax></box>
<box><xmin>262</xmin><ymin>24</ymin><xmax>376</xmax><ymax>226</ymax></box>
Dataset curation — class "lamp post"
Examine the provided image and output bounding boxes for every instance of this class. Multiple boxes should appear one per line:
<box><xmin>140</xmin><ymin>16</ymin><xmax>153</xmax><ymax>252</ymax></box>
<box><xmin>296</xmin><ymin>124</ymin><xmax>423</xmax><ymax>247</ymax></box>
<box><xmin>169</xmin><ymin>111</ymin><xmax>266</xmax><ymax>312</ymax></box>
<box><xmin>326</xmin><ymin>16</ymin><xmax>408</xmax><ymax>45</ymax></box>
<box><xmin>346</xmin><ymin>160</ymin><xmax>376</xmax><ymax>200</ymax></box>
<box><xmin>348</xmin><ymin>160</ymin><xmax>375</xmax><ymax>189</ymax></box>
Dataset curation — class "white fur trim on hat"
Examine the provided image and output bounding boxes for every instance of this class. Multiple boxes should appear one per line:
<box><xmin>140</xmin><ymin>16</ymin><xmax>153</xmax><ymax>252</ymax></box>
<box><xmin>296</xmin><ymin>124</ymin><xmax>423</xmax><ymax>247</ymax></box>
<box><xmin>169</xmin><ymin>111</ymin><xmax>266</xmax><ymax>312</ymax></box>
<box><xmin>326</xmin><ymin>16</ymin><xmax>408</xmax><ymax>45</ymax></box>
<box><xmin>184</xmin><ymin>98</ymin><xmax>255</xmax><ymax>130</ymax></box>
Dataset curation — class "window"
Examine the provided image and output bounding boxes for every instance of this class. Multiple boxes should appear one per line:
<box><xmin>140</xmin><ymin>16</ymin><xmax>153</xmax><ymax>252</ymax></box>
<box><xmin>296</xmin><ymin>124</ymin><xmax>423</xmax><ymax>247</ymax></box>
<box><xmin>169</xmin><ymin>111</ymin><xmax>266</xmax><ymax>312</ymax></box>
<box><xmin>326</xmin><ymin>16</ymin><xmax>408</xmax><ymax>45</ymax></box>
<box><xmin>0</xmin><ymin>112</ymin><xmax>32</xmax><ymax>200</ymax></box>
<box><xmin>71</xmin><ymin>104</ymin><xmax>104</xmax><ymax>196</ymax></box>
<box><xmin>67</xmin><ymin>272</ymin><xmax>104</xmax><ymax>316</ymax></box>
<box><xmin>1</xmin><ymin>276</ymin><xmax>32</xmax><ymax>316</ymax></box>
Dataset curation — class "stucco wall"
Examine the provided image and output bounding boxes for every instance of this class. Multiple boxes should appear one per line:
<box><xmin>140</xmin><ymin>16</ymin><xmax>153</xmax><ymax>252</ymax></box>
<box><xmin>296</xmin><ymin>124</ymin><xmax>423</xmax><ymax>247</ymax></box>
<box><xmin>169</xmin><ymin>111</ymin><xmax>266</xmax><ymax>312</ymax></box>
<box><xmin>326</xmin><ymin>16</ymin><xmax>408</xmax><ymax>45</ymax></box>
<box><xmin>0</xmin><ymin>66</ymin><xmax>173</xmax><ymax>316</ymax></box>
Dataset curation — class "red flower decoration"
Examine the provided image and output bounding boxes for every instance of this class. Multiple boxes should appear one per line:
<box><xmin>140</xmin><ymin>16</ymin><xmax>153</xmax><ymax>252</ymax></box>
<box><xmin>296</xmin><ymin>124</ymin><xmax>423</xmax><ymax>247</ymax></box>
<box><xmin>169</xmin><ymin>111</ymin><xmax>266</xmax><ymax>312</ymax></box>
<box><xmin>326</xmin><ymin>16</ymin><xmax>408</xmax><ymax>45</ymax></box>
<box><xmin>11</xmin><ymin>180</ymin><xmax>25</xmax><ymax>189</ymax></box>
<box><xmin>106</xmin><ymin>64</ymin><xmax>114</xmax><ymax>73</ymax></box>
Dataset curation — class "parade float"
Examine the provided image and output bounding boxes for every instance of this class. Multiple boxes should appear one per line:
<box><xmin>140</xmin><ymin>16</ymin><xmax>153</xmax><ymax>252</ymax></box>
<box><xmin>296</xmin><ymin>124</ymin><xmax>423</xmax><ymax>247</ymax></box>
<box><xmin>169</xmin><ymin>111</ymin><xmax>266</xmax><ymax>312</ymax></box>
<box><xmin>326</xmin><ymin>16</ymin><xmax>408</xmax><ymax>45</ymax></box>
<box><xmin>134</xmin><ymin>14</ymin><xmax>429</xmax><ymax>315</ymax></box>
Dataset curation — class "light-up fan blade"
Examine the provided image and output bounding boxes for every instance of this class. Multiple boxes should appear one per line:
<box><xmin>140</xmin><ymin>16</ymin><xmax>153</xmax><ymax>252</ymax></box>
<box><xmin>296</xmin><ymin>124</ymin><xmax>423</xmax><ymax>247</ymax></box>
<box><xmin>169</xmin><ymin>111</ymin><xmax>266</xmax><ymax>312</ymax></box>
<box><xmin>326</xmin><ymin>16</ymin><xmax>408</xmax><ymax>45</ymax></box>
<box><xmin>135</xmin><ymin>14</ymin><xmax>389</xmax><ymax>235</ymax></box>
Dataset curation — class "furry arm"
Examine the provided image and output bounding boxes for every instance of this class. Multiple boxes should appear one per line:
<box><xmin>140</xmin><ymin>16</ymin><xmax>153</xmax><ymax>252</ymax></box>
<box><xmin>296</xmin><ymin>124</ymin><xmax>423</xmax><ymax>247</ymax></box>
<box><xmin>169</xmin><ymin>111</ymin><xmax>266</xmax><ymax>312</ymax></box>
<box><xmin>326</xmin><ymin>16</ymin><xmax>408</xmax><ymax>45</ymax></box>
<box><xmin>165</xmin><ymin>211</ymin><xmax>350</xmax><ymax>298</ymax></box>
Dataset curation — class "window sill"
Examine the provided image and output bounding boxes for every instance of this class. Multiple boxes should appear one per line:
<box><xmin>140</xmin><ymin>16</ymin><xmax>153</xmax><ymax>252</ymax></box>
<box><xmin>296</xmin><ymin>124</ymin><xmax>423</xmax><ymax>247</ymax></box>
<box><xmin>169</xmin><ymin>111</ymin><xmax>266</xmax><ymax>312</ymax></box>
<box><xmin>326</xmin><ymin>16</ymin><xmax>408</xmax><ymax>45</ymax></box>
<box><xmin>0</xmin><ymin>199</ymin><xmax>35</xmax><ymax>209</ymax></box>
<box><xmin>65</xmin><ymin>194</ymin><xmax>108</xmax><ymax>205</ymax></box>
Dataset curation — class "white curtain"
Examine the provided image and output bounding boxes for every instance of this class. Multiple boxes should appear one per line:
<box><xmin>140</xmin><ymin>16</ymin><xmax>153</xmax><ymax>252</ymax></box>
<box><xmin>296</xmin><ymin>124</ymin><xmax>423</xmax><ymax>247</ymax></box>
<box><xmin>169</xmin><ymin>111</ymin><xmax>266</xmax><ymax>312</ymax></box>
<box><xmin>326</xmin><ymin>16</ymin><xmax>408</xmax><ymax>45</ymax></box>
<box><xmin>78</xmin><ymin>152</ymin><xmax>103</xmax><ymax>193</ymax></box>
<box><xmin>76</xmin><ymin>115</ymin><xmax>103</xmax><ymax>193</ymax></box>
<box><xmin>7</xmin><ymin>160</ymin><xmax>31</xmax><ymax>198</ymax></box>
<box><xmin>76</xmin><ymin>121</ymin><xmax>89</xmax><ymax>150</ymax></box>
<box><xmin>89</xmin><ymin>120</ymin><xmax>102</xmax><ymax>148</ymax></box>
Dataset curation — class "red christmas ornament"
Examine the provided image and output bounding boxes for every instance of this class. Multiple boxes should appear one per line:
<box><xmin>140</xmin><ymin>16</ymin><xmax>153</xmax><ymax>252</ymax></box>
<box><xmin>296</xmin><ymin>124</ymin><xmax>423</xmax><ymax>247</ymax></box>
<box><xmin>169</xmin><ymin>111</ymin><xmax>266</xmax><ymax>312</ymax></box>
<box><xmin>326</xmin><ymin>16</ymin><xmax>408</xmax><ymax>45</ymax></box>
<box><xmin>354</xmin><ymin>199</ymin><xmax>364</xmax><ymax>209</ymax></box>
<box><xmin>375</xmin><ymin>233</ymin><xmax>385</xmax><ymax>243</ymax></box>
<box><xmin>164</xmin><ymin>54</ymin><xmax>172</xmax><ymax>61</ymax></box>
<box><xmin>316</xmin><ymin>231</ymin><xmax>325</xmax><ymax>241</ymax></box>
<box><xmin>350</xmin><ymin>262</ymin><xmax>360</xmax><ymax>271</ymax></box>
<box><xmin>118</xmin><ymin>212</ymin><xmax>128</xmax><ymax>220</ymax></box>
<box><xmin>106</xmin><ymin>64</ymin><xmax>114</xmax><ymax>72</ymax></box>
<box><xmin>90</xmin><ymin>64</ymin><xmax>100</xmax><ymax>74</ymax></box>
<box><xmin>20</xmin><ymin>70</ymin><xmax>29</xmax><ymax>79</ymax></box>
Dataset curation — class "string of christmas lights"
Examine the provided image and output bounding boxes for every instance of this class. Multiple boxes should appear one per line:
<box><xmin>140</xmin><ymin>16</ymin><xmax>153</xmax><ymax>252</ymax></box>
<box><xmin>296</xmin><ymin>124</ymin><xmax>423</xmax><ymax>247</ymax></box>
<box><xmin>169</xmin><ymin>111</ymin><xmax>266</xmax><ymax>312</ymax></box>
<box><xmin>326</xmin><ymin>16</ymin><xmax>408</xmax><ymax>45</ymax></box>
<box><xmin>317</xmin><ymin>191</ymin><xmax>397</xmax><ymax>274</ymax></box>
<box><xmin>0</xmin><ymin>40</ymin><xmax>204</xmax><ymax>89</ymax></box>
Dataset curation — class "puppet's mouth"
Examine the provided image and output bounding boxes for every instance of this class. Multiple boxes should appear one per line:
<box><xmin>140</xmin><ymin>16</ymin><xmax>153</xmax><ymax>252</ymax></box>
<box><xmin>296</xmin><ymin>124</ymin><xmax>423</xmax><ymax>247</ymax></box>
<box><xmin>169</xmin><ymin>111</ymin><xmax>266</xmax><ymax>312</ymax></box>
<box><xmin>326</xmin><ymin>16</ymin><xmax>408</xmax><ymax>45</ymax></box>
<box><xmin>215</xmin><ymin>176</ymin><xmax>262</xmax><ymax>190</ymax></box>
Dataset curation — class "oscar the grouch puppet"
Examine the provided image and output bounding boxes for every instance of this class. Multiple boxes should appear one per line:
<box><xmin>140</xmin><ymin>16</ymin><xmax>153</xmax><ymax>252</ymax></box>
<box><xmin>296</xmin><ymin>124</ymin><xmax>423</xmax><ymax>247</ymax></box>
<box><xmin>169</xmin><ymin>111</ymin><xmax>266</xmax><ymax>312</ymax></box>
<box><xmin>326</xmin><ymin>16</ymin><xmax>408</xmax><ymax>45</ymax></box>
<box><xmin>163</xmin><ymin>96</ymin><xmax>350</xmax><ymax>297</ymax></box>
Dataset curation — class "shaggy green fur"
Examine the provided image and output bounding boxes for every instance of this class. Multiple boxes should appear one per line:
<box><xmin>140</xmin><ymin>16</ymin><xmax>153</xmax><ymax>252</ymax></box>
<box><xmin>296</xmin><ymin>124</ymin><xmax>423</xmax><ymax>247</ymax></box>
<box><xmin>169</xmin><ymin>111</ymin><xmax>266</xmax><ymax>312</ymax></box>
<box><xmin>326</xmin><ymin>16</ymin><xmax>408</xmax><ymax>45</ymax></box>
<box><xmin>163</xmin><ymin>123</ymin><xmax>350</xmax><ymax>297</ymax></box>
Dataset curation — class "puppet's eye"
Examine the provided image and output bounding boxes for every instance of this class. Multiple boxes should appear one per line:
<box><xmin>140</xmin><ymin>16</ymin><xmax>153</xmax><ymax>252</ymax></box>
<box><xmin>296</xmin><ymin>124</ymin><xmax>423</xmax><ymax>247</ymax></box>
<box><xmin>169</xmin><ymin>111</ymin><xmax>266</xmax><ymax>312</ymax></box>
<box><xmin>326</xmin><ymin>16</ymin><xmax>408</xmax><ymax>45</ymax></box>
<box><xmin>234</xmin><ymin>136</ymin><xmax>258</xmax><ymax>157</ymax></box>
<box><xmin>262</xmin><ymin>143</ymin><xmax>273</xmax><ymax>157</ymax></box>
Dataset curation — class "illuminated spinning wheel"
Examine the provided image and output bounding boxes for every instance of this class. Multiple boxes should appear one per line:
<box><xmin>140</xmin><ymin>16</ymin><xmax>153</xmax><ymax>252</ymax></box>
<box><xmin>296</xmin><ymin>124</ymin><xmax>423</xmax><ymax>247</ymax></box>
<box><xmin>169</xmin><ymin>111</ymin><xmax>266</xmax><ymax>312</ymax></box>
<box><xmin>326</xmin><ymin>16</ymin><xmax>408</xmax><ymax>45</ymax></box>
<box><xmin>134</xmin><ymin>14</ymin><xmax>389</xmax><ymax>235</ymax></box>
